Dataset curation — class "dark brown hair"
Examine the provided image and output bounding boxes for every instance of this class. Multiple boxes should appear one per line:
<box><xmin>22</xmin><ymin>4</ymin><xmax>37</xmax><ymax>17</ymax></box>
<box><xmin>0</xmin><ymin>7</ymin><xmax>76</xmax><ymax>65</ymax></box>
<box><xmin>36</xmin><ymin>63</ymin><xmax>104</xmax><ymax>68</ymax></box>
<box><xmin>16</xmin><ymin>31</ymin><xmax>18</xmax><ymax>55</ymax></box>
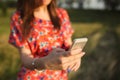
<box><xmin>17</xmin><ymin>0</ymin><xmax>61</xmax><ymax>38</ymax></box>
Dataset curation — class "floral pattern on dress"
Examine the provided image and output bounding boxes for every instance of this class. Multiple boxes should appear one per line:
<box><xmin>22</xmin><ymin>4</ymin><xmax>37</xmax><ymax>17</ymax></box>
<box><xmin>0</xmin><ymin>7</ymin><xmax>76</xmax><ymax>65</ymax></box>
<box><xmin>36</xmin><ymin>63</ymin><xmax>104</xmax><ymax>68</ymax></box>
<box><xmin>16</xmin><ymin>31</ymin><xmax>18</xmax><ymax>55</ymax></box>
<box><xmin>9</xmin><ymin>8</ymin><xmax>74</xmax><ymax>80</ymax></box>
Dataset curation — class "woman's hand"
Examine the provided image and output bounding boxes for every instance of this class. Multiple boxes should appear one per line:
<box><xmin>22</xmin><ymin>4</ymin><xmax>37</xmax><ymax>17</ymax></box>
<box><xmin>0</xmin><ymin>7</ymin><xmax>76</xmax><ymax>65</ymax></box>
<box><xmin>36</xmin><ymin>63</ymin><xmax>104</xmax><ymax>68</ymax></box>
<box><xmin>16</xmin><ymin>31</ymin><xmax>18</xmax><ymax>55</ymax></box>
<box><xmin>62</xmin><ymin>49</ymin><xmax>85</xmax><ymax>72</ymax></box>
<box><xmin>66</xmin><ymin>52</ymin><xmax>85</xmax><ymax>72</ymax></box>
<box><xmin>43</xmin><ymin>48</ymin><xmax>85</xmax><ymax>71</ymax></box>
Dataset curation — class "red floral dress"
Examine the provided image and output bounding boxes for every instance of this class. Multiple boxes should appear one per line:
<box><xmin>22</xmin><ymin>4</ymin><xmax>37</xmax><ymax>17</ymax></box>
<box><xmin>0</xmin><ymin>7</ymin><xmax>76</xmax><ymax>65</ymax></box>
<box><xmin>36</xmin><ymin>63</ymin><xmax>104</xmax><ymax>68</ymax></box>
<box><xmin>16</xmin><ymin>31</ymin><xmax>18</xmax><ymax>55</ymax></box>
<box><xmin>9</xmin><ymin>8</ymin><xmax>74</xmax><ymax>80</ymax></box>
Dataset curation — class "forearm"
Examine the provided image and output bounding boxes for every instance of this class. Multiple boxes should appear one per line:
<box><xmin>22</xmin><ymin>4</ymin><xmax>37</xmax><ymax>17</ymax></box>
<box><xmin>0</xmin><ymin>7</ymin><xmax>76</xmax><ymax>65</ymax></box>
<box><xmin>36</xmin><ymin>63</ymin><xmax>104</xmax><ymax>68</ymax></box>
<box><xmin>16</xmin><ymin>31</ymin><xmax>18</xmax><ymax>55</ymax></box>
<box><xmin>20</xmin><ymin>53</ymin><xmax>46</xmax><ymax>70</ymax></box>
<box><xmin>19</xmin><ymin>48</ymin><xmax>46</xmax><ymax>70</ymax></box>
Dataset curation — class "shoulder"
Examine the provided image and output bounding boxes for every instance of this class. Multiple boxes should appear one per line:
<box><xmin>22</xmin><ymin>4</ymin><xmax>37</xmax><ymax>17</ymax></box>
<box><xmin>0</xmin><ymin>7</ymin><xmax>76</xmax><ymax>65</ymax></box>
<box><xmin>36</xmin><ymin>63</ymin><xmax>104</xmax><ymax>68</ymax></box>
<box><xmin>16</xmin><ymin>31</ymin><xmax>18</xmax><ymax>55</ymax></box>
<box><xmin>56</xmin><ymin>8</ymin><xmax>70</xmax><ymax>20</ymax></box>
<box><xmin>10</xmin><ymin>11</ymin><xmax>22</xmax><ymax>32</ymax></box>
<box><xmin>56</xmin><ymin>8</ymin><xmax>68</xmax><ymax>15</ymax></box>
<box><xmin>56</xmin><ymin>8</ymin><xmax>67</xmax><ymax>12</ymax></box>
<box><xmin>10</xmin><ymin>11</ymin><xmax>21</xmax><ymax>21</ymax></box>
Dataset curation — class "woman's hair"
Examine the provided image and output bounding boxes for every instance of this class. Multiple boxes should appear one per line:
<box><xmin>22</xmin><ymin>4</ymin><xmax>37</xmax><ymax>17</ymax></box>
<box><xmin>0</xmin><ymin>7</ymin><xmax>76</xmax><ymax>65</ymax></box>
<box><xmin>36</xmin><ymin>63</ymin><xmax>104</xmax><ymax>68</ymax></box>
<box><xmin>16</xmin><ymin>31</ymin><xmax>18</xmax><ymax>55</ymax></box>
<box><xmin>17</xmin><ymin>0</ymin><xmax>61</xmax><ymax>38</ymax></box>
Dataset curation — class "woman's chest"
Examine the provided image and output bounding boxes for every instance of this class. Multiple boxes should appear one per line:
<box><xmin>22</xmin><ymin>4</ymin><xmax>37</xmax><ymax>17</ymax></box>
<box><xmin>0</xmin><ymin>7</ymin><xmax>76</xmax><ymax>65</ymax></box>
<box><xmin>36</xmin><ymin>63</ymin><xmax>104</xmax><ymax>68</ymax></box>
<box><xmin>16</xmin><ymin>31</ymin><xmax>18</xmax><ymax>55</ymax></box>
<box><xmin>28</xmin><ymin>26</ymin><xmax>64</xmax><ymax>55</ymax></box>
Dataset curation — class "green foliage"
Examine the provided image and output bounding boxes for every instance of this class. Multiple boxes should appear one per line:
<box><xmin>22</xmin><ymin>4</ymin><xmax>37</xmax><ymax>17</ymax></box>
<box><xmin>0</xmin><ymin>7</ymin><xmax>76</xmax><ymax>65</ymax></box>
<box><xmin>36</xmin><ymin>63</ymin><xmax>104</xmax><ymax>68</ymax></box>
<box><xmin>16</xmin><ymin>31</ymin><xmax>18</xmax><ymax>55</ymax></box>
<box><xmin>6</xmin><ymin>1</ymin><xmax>17</xmax><ymax>8</ymax></box>
<box><xmin>0</xmin><ymin>1</ymin><xmax>16</xmax><ymax>16</ymax></box>
<box><xmin>0</xmin><ymin>1</ymin><xmax>7</xmax><ymax>16</ymax></box>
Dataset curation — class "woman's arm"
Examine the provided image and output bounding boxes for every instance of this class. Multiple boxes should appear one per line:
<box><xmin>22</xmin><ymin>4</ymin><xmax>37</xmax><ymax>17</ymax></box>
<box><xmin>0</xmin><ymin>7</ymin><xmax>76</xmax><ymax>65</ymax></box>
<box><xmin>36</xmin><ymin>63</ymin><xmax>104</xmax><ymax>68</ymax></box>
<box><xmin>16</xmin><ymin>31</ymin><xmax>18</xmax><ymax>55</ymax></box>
<box><xmin>19</xmin><ymin>47</ymin><xmax>46</xmax><ymax>70</ymax></box>
<box><xmin>19</xmin><ymin>47</ymin><xmax>84</xmax><ymax>71</ymax></box>
<box><xmin>66</xmin><ymin>38</ymin><xmax>72</xmax><ymax>47</ymax></box>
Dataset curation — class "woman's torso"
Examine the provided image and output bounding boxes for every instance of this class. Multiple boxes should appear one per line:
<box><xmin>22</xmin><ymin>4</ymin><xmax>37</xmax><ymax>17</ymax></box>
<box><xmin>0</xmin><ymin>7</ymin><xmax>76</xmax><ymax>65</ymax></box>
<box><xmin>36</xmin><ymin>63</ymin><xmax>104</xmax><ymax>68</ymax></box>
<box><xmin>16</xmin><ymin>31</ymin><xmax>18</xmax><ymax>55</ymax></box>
<box><xmin>14</xmin><ymin>8</ymin><xmax>71</xmax><ymax>80</ymax></box>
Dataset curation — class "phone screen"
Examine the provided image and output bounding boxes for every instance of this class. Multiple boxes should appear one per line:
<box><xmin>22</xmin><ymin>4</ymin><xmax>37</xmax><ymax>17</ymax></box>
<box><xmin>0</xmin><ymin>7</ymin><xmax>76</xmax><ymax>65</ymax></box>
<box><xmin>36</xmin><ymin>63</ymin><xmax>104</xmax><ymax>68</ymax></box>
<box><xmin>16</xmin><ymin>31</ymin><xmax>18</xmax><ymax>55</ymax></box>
<box><xmin>70</xmin><ymin>38</ymin><xmax>88</xmax><ymax>50</ymax></box>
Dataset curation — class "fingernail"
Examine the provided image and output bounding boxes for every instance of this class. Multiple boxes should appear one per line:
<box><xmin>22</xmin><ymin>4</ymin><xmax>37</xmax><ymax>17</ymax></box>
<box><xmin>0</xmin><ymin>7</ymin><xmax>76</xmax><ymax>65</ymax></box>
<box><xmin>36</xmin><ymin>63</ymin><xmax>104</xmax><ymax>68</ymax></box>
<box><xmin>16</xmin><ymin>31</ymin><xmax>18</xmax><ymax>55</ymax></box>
<box><xmin>82</xmin><ymin>52</ymin><xmax>85</xmax><ymax>55</ymax></box>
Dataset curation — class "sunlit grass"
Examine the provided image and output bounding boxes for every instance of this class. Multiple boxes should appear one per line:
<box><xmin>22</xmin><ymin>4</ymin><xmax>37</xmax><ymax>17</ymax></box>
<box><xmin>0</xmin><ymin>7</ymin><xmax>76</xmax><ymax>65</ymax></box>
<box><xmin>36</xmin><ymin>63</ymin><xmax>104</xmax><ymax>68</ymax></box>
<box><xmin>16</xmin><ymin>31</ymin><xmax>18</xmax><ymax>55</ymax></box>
<box><xmin>0</xmin><ymin>16</ymin><xmax>9</xmax><ymax>35</ymax></box>
<box><xmin>72</xmin><ymin>22</ymin><xmax>103</xmax><ymax>38</ymax></box>
<box><xmin>0</xmin><ymin>8</ymin><xmax>14</xmax><ymax>35</ymax></box>
<box><xmin>0</xmin><ymin>8</ymin><xmax>19</xmax><ymax>80</ymax></box>
<box><xmin>0</xmin><ymin>35</ymin><xmax>19</xmax><ymax>80</ymax></box>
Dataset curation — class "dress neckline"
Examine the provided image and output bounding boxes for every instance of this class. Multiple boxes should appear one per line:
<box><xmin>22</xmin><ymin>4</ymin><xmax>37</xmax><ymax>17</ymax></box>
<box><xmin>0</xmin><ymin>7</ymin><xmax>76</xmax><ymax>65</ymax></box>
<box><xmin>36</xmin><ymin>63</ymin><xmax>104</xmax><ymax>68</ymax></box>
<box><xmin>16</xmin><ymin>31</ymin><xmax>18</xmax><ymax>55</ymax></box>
<box><xmin>34</xmin><ymin>17</ymin><xmax>52</xmax><ymax>24</ymax></box>
<box><xmin>34</xmin><ymin>17</ymin><xmax>51</xmax><ymax>22</ymax></box>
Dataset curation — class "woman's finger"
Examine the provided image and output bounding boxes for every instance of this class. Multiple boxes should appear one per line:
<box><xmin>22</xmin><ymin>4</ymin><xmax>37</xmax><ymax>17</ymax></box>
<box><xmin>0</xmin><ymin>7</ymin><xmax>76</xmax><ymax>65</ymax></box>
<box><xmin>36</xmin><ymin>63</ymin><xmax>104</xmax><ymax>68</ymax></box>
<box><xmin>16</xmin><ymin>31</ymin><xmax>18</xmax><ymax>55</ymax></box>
<box><xmin>70</xmin><ymin>48</ymin><xmax>82</xmax><ymax>55</ymax></box>
<box><xmin>61</xmin><ymin>52</ymin><xmax>85</xmax><ymax>62</ymax></box>
<box><xmin>63</xmin><ymin>54</ymin><xmax>84</xmax><ymax>62</ymax></box>
<box><xmin>72</xmin><ymin>61</ymin><xmax>81</xmax><ymax>71</ymax></box>
<box><xmin>80</xmin><ymin>52</ymin><xmax>85</xmax><ymax>58</ymax></box>
<box><xmin>61</xmin><ymin>58</ymin><xmax>79</xmax><ymax>69</ymax></box>
<box><xmin>68</xmin><ymin>63</ymin><xmax>76</xmax><ymax>71</ymax></box>
<box><xmin>67</xmin><ymin>58</ymin><xmax>80</xmax><ymax>71</ymax></box>
<box><xmin>61</xmin><ymin>53</ymin><xmax>84</xmax><ymax>64</ymax></box>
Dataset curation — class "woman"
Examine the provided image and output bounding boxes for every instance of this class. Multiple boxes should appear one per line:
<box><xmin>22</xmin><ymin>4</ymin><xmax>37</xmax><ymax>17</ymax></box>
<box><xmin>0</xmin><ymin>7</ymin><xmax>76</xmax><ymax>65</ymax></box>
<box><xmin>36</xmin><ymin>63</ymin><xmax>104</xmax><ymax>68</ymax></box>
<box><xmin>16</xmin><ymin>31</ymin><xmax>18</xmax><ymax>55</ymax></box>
<box><xmin>8</xmin><ymin>0</ymin><xmax>85</xmax><ymax>80</ymax></box>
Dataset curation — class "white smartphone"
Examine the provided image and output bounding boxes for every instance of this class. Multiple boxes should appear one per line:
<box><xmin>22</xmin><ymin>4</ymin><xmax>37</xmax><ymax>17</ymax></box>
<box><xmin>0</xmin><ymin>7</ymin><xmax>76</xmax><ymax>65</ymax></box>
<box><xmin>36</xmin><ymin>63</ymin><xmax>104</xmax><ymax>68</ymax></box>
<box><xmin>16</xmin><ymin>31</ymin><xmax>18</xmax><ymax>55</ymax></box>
<box><xmin>69</xmin><ymin>38</ymin><xmax>88</xmax><ymax>50</ymax></box>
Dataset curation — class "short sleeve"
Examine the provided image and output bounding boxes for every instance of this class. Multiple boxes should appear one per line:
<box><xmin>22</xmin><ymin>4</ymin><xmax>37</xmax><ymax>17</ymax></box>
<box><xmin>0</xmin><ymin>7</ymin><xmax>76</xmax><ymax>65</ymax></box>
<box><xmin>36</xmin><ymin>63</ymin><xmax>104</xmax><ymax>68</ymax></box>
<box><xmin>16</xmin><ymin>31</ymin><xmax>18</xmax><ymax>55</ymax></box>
<box><xmin>59</xmin><ymin>8</ymin><xmax>74</xmax><ymax>48</ymax></box>
<box><xmin>8</xmin><ymin>12</ymin><xmax>29</xmax><ymax>49</ymax></box>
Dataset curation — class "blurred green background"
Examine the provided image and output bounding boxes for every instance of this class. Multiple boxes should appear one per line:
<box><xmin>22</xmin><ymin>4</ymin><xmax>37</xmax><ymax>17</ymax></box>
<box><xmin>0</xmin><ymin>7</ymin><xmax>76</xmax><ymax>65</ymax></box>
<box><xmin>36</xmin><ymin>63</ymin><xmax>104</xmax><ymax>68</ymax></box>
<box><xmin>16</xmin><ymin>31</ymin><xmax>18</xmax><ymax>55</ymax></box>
<box><xmin>0</xmin><ymin>0</ymin><xmax>120</xmax><ymax>80</ymax></box>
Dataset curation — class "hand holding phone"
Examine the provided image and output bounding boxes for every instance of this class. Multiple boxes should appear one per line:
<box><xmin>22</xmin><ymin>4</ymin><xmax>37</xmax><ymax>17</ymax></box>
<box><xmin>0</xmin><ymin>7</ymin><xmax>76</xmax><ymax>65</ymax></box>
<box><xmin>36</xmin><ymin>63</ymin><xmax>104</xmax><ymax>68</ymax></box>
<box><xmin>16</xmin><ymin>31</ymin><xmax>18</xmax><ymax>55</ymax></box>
<box><xmin>69</xmin><ymin>38</ymin><xmax>88</xmax><ymax>51</ymax></box>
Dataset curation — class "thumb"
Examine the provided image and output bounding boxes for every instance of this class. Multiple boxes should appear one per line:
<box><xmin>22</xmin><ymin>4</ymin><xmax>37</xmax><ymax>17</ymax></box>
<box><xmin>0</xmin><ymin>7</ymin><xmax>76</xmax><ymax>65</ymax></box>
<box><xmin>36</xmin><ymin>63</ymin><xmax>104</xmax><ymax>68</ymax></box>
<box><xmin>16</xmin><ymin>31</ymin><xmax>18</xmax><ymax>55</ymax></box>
<box><xmin>62</xmin><ymin>51</ymin><xmax>71</xmax><ymax>57</ymax></box>
<box><xmin>54</xmin><ymin>48</ymin><xmax>65</xmax><ymax>52</ymax></box>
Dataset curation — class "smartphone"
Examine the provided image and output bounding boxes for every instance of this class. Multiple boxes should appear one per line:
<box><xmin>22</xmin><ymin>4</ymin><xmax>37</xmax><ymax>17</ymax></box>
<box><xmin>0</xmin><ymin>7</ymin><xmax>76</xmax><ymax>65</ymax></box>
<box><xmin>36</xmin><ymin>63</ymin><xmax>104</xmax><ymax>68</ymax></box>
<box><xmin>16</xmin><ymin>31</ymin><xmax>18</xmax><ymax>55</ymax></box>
<box><xmin>69</xmin><ymin>38</ymin><xmax>88</xmax><ymax>50</ymax></box>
